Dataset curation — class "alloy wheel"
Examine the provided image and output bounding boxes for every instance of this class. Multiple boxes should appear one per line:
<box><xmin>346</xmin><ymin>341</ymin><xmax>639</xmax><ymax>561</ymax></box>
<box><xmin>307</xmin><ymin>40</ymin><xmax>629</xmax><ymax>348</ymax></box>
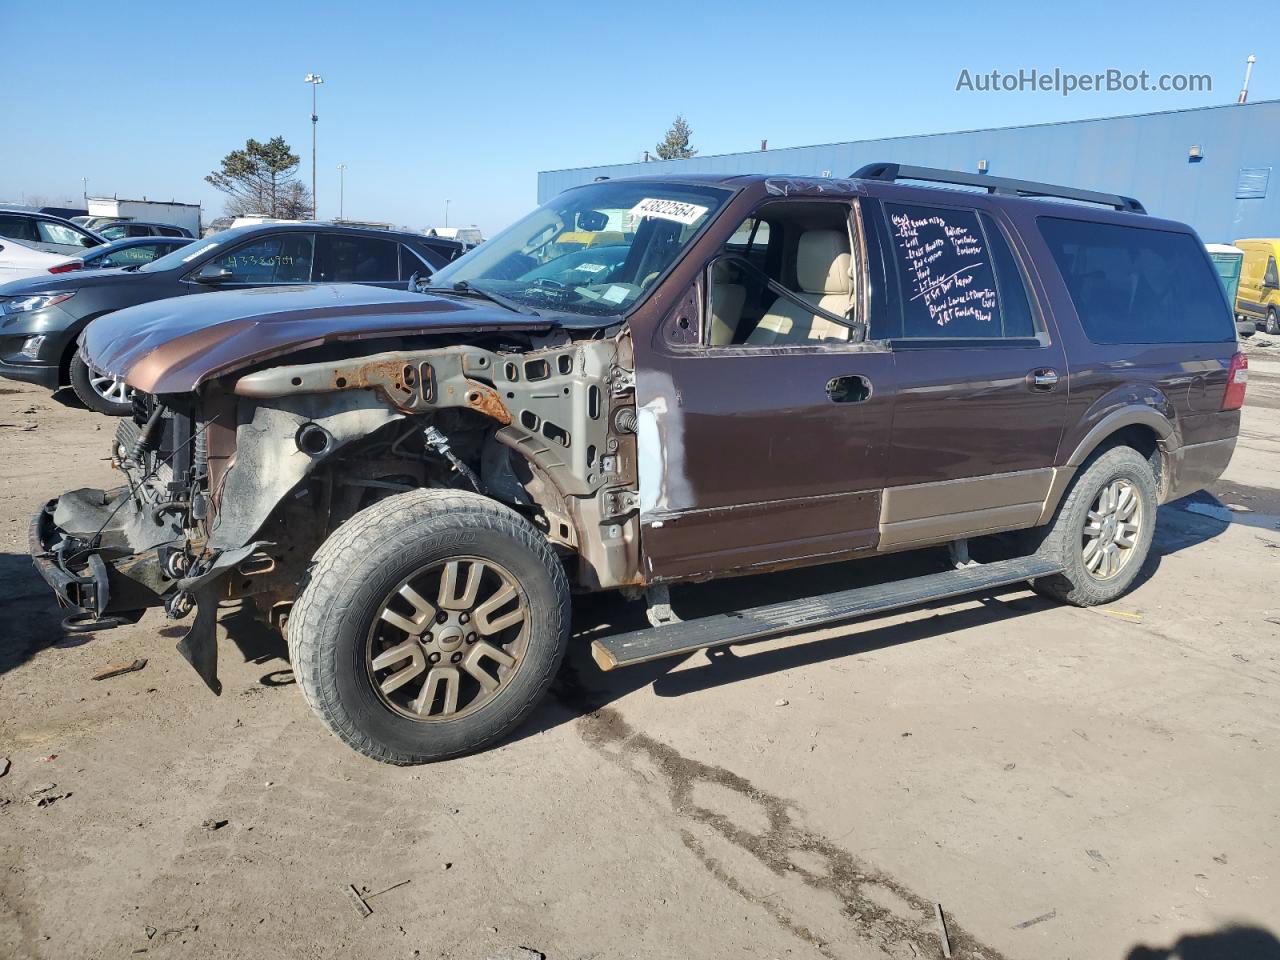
<box><xmin>1081</xmin><ymin>478</ymin><xmax>1142</xmax><ymax>580</ymax></box>
<box><xmin>366</xmin><ymin>557</ymin><xmax>529</xmax><ymax>721</ymax></box>
<box><xmin>89</xmin><ymin>373</ymin><xmax>132</xmax><ymax>405</ymax></box>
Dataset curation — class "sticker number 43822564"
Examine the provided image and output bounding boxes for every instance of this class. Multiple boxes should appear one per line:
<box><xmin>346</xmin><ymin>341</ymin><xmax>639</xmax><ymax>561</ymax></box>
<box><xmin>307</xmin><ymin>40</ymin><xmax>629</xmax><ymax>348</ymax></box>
<box><xmin>628</xmin><ymin>197</ymin><xmax>710</xmax><ymax>226</ymax></box>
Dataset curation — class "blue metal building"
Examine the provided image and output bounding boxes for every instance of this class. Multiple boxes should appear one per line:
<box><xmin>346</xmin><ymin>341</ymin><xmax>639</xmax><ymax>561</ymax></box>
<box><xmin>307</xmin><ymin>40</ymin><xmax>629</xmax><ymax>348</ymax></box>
<box><xmin>538</xmin><ymin>100</ymin><xmax>1280</xmax><ymax>243</ymax></box>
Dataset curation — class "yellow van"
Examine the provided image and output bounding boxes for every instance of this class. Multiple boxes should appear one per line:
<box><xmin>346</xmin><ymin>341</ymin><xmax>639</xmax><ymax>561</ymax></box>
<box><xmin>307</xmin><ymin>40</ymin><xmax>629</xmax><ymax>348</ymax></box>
<box><xmin>1233</xmin><ymin>237</ymin><xmax>1280</xmax><ymax>333</ymax></box>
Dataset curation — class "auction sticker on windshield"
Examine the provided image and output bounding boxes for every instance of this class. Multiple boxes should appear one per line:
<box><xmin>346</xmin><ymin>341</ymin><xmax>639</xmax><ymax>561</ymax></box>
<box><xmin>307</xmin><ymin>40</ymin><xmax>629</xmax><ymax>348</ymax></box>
<box><xmin>628</xmin><ymin>198</ymin><xmax>709</xmax><ymax>226</ymax></box>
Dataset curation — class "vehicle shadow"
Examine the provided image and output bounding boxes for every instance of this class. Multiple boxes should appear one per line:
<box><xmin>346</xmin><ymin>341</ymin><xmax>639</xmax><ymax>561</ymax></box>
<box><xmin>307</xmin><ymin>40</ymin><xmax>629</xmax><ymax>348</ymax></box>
<box><xmin>1126</xmin><ymin>923</ymin><xmax>1280</xmax><ymax>959</ymax></box>
<box><xmin>0</xmin><ymin>551</ymin><xmax>79</xmax><ymax>678</ymax></box>
<box><xmin>49</xmin><ymin>386</ymin><xmax>88</xmax><ymax>411</ymax></box>
<box><xmin>515</xmin><ymin>494</ymin><xmax>1233</xmax><ymax>744</ymax></box>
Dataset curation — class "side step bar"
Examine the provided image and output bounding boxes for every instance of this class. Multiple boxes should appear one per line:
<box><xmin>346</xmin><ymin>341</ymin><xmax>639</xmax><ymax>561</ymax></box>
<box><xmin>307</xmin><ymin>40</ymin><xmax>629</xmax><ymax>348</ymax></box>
<box><xmin>591</xmin><ymin>556</ymin><xmax>1063</xmax><ymax>671</ymax></box>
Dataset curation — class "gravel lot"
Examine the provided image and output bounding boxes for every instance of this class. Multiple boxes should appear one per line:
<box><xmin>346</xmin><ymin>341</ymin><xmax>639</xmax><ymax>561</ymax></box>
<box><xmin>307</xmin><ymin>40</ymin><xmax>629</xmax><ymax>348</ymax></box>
<box><xmin>1</xmin><ymin>342</ymin><xmax>1278</xmax><ymax>960</ymax></box>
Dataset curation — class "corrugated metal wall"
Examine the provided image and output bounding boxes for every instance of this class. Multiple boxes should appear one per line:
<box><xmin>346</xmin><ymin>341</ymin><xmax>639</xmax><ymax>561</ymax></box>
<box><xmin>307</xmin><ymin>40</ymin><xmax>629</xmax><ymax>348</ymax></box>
<box><xmin>537</xmin><ymin>100</ymin><xmax>1280</xmax><ymax>243</ymax></box>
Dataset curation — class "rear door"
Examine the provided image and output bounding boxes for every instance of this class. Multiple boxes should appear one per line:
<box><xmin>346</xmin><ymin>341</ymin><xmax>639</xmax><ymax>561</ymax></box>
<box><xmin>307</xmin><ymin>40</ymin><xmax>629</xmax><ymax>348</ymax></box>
<box><xmin>863</xmin><ymin>195</ymin><xmax>1070</xmax><ymax>550</ymax></box>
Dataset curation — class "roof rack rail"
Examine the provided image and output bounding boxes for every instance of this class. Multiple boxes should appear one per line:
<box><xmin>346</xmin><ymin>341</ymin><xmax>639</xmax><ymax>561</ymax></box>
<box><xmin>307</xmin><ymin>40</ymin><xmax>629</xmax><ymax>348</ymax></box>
<box><xmin>851</xmin><ymin>162</ymin><xmax>1145</xmax><ymax>214</ymax></box>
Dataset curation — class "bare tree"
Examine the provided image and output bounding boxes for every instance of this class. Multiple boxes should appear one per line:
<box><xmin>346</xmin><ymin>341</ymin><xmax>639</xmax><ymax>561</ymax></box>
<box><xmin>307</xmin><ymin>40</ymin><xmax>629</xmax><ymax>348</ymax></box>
<box><xmin>206</xmin><ymin>137</ymin><xmax>313</xmax><ymax>219</ymax></box>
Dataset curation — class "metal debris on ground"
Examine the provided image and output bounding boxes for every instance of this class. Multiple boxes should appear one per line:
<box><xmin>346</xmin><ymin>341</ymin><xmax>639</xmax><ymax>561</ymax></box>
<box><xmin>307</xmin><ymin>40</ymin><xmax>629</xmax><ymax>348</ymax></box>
<box><xmin>345</xmin><ymin>884</ymin><xmax>373</xmax><ymax>918</ymax></box>
<box><xmin>93</xmin><ymin>658</ymin><xmax>148</xmax><ymax>681</ymax></box>
<box><xmin>774</xmin><ymin>698</ymin><xmax>789</xmax><ymax>707</ymax></box>
<box><xmin>1012</xmin><ymin>909</ymin><xmax>1057</xmax><ymax>929</ymax></box>
<box><xmin>1086</xmin><ymin>849</ymin><xmax>1109</xmax><ymax>865</ymax></box>
<box><xmin>364</xmin><ymin>879</ymin><xmax>411</xmax><ymax>900</ymax></box>
<box><xmin>202</xmin><ymin>819</ymin><xmax>229</xmax><ymax>831</ymax></box>
<box><xmin>934</xmin><ymin>903</ymin><xmax>952</xmax><ymax>958</ymax></box>
<box><xmin>25</xmin><ymin>783</ymin><xmax>69</xmax><ymax>807</ymax></box>
<box><xmin>1098</xmin><ymin>609</ymin><xmax>1144</xmax><ymax>623</ymax></box>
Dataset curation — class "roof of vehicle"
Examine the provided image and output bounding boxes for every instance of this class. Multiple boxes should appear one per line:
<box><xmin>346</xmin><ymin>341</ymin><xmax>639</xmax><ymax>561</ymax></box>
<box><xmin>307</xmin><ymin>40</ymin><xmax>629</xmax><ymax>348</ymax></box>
<box><xmin>97</xmin><ymin>220</ymin><xmax>190</xmax><ymax>228</ymax></box>
<box><xmin>1205</xmin><ymin>243</ymin><xmax>1244</xmax><ymax>254</ymax></box>
<box><xmin>92</xmin><ymin>235</ymin><xmax>195</xmax><ymax>250</ymax></box>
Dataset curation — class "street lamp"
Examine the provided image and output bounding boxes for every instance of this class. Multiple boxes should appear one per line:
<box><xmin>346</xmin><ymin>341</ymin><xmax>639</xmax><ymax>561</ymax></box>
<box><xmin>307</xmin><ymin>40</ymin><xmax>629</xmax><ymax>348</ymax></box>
<box><xmin>337</xmin><ymin>163</ymin><xmax>347</xmax><ymax>220</ymax></box>
<box><xmin>444</xmin><ymin>199</ymin><xmax>450</xmax><ymax>228</ymax></box>
<box><xmin>304</xmin><ymin>73</ymin><xmax>324</xmax><ymax>217</ymax></box>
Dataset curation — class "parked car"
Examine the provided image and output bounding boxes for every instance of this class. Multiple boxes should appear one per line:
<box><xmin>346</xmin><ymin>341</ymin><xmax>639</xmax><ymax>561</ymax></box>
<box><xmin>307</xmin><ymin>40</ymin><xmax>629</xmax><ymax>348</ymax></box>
<box><xmin>95</xmin><ymin>221</ymin><xmax>194</xmax><ymax>240</ymax></box>
<box><xmin>48</xmin><ymin>235</ymin><xmax>194</xmax><ymax>274</ymax></box>
<box><xmin>1233</xmin><ymin>237</ymin><xmax>1280</xmax><ymax>333</ymax></box>
<box><xmin>0</xmin><ymin>222</ymin><xmax>463</xmax><ymax>414</ymax></box>
<box><xmin>29</xmin><ymin>165</ymin><xmax>1243</xmax><ymax>764</ymax></box>
<box><xmin>0</xmin><ymin>209</ymin><xmax>103</xmax><ymax>282</ymax></box>
<box><xmin>1206</xmin><ymin>243</ymin><xmax>1249</xmax><ymax>337</ymax></box>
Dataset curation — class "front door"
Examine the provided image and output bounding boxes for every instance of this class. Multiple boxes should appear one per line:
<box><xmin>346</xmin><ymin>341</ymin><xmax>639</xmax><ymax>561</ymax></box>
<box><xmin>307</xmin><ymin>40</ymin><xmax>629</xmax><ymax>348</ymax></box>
<box><xmin>861</xmin><ymin>195</ymin><xmax>1069</xmax><ymax>549</ymax></box>
<box><xmin>635</xmin><ymin>198</ymin><xmax>895</xmax><ymax>582</ymax></box>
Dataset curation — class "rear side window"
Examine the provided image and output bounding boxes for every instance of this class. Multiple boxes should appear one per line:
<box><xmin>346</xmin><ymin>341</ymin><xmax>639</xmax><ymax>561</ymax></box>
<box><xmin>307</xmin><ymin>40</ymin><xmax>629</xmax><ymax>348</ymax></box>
<box><xmin>880</xmin><ymin>202</ymin><xmax>1038</xmax><ymax>340</ymax></box>
<box><xmin>0</xmin><ymin>215</ymin><xmax>40</xmax><ymax>242</ymax></box>
<box><xmin>315</xmin><ymin>234</ymin><xmax>399</xmax><ymax>282</ymax></box>
<box><xmin>1038</xmin><ymin>217</ymin><xmax>1233</xmax><ymax>343</ymax></box>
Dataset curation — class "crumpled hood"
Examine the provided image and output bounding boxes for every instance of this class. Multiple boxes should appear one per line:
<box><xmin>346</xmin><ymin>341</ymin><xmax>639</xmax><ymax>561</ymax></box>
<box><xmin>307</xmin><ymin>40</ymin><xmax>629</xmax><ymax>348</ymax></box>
<box><xmin>81</xmin><ymin>283</ymin><xmax>549</xmax><ymax>394</ymax></box>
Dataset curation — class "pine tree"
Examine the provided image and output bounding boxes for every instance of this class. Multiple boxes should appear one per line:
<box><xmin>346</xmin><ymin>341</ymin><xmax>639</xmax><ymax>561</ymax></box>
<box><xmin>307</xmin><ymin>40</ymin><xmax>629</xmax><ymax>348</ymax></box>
<box><xmin>655</xmin><ymin>115</ymin><xmax>697</xmax><ymax>160</ymax></box>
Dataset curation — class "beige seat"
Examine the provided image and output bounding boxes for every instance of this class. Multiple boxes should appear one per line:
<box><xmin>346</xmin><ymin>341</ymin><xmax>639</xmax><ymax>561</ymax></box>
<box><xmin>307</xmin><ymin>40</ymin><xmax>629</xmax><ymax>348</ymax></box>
<box><xmin>747</xmin><ymin>229</ymin><xmax>853</xmax><ymax>345</ymax></box>
<box><xmin>709</xmin><ymin>282</ymin><xmax>746</xmax><ymax>345</ymax></box>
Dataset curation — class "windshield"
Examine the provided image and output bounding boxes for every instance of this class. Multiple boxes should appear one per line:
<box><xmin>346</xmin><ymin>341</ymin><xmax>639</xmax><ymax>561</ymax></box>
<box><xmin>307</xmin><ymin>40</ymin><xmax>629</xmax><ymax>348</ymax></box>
<box><xmin>426</xmin><ymin>181</ymin><xmax>732</xmax><ymax>319</ymax></box>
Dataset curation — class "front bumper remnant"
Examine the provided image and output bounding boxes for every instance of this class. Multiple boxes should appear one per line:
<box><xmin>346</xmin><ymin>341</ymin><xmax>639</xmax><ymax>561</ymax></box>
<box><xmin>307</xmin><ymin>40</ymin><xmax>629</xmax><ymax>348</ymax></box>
<box><xmin>29</xmin><ymin>489</ymin><xmax>224</xmax><ymax>694</ymax></box>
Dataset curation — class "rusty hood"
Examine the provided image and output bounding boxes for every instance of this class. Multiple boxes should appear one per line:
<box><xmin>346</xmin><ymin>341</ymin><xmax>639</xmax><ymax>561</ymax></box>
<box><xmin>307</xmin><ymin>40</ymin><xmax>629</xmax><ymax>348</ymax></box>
<box><xmin>81</xmin><ymin>283</ymin><xmax>551</xmax><ymax>394</ymax></box>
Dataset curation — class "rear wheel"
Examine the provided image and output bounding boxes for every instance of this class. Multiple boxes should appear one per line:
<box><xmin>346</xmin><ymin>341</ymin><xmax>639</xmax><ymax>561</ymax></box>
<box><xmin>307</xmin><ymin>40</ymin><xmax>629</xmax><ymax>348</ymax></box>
<box><xmin>1031</xmin><ymin>445</ymin><xmax>1158</xmax><ymax>606</ymax></box>
<box><xmin>69</xmin><ymin>354</ymin><xmax>132</xmax><ymax>416</ymax></box>
<box><xmin>289</xmin><ymin>489</ymin><xmax>571</xmax><ymax>764</ymax></box>
<box><xmin>1267</xmin><ymin>308</ymin><xmax>1280</xmax><ymax>335</ymax></box>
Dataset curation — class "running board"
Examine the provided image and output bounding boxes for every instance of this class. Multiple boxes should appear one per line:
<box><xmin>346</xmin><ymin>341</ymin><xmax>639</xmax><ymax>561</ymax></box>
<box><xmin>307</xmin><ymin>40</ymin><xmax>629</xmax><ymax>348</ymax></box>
<box><xmin>591</xmin><ymin>556</ymin><xmax>1062</xmax><ymax>671</ymax></box>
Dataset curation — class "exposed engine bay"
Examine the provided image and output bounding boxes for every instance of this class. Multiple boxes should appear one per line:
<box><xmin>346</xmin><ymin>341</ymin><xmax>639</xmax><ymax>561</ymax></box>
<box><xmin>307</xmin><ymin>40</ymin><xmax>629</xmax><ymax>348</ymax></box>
<box><xmin>33</xmin><ymin>330</ymin><xmax>641</xmax><ymax>692</ymax></box>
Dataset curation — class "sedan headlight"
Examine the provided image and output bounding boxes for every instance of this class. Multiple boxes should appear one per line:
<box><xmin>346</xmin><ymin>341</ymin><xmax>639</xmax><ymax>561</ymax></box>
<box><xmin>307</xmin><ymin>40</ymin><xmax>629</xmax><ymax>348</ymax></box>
<box><xmin>18</xmin><ymin>335</ymin><xmax>47</xmax><ymax>359</ymax></box>
<box><xmin>0</xmin><ymin>291</ymin><xmax>77</xmax><ymax>315</ymax></box>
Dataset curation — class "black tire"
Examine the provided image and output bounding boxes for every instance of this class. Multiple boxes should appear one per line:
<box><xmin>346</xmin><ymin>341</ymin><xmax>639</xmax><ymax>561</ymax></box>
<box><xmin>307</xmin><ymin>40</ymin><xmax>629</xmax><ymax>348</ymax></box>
<box><xmin>289</xmin><ymin>489</ymin><xmax>571</xmax><ymax>764</ymax></box>
<box><xmin>1030</xmin><ymin>445</ymin><xmax>1158</xmax><ymax>606</ymax></box>
<box><xmin>1267</xmin><ymin>308</ymin><xmax>1280</xmax><ymax>336</ymax></box>
<box><xmin>69</xmin><ymin>354</ymin><xmax>132</xmax><ymax>416</ymax></box>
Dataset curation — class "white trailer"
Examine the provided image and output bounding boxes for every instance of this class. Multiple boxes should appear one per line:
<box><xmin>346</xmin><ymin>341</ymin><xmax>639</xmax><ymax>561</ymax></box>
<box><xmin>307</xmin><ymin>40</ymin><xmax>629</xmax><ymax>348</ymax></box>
<box><xmin>85</xmin><ymin>197</ymin><xmax>202</xmax><ymax>235</ymax></box>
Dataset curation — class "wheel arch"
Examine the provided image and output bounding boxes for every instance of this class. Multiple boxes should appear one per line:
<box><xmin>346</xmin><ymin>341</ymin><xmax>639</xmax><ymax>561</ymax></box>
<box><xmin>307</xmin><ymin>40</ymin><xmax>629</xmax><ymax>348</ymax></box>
<box><xmin>1040</xmin><ymin>406</ymin><xmax>1175</xmax><ymax>522</ymax></box>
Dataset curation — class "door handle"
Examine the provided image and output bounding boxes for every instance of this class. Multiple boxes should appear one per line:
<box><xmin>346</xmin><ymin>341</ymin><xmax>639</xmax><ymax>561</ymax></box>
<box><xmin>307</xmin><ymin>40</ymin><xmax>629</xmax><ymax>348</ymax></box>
<box><xmin>826</xmin><ymin>375</ymin><xmax>872</xmax><ymax>403</ymax></box>
<box><xmin>1026</xmin><ymin>368</ymin><xmax>1060</xmax><ymax>391</ymax></box>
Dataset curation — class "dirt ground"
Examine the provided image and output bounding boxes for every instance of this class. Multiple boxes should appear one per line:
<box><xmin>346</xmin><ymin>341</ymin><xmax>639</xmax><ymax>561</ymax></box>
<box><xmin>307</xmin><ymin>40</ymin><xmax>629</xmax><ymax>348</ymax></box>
<box><xmin>1</xmin><ymin>342</ymin><xmax>1278</xmax><ymax>960</ymax></box>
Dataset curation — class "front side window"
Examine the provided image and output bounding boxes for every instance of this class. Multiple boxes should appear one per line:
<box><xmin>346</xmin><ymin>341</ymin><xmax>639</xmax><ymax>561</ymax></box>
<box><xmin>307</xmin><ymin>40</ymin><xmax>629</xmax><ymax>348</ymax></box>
<box><xmin>314</xmin><ymin>235</ymin><xmax>398</xmax><ymax>282</ymax></box>
<box><xmin>1038</xmin><ymin>217</ymin><xmax>1234</xmax><ymax>344</ymax></box>
<box><xmin>206</xmin><ymin>233</ymin><xmax>315</xmax><ymax>284</ymax></box>
<box><xmin>707</xmin><ymin>201</ymin><xmax>858</xmax><ymax>346</ymax></box>
<box><xmin>426</xmin><ymin>180</ymin><xmax>731</xmax><ymax>319</ymax></box>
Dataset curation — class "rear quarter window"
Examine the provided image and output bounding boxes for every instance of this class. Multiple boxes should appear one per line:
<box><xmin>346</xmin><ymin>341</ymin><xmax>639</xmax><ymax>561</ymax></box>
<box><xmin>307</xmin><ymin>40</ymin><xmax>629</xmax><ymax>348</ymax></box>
<box><xmin>1038</xmin><ymin>217</ymin><xmax>1233</xmax><ymax>344</ymax></box>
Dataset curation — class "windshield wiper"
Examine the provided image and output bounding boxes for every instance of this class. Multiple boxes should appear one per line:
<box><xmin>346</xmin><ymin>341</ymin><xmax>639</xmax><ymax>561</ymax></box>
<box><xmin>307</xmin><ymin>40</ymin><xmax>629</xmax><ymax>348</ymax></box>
<box><xmin>431</xmin><ymin>280</ymin><xmax>539</xmax><ymax>316</ymax></box>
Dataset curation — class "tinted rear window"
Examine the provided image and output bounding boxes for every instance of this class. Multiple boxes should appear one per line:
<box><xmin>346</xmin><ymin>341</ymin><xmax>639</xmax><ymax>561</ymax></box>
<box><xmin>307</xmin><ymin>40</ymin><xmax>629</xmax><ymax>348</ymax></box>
<box><xmin>1038</xmin><ymin>217</ymin><xmax>1233</xmax><ymax>343</ymax></box>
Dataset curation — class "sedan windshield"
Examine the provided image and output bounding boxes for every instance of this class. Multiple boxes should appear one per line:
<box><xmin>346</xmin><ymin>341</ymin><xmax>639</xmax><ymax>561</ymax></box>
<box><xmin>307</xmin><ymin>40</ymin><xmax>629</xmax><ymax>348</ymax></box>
<box><xmin>426</xmin><ymin>181</ymin><xmax>732</xmax><ymax>319</ymax></box>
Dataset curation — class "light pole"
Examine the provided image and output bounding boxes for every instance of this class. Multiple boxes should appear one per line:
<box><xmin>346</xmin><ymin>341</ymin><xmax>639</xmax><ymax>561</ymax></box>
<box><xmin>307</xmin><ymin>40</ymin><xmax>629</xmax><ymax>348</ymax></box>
<box><xmin>81</xmin><ymin>177</ymin><xmax>88</xmax><ymax>206</ymax></box>
<box><xmin>304</xmin><ymin>73</ymin><xmax>324</xmax><ymax>217</ymax></box>
<box><xmin>337</xmin><ymin>163</ymin><xmax>346</xmax><ymax>220</ymax></box>
<box><xmin>444</xmin><ymin>199</ymin><xmax>450</xmax><ymax>228</ymax></box>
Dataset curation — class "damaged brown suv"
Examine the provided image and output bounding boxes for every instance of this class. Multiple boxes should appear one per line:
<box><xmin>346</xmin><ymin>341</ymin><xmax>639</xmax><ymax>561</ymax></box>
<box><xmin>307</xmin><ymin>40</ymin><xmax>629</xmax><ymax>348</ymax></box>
<box><xmin>30</xmin><ymin>164</ymin><xmax>1246</xmax><ymax>763</ymax></box>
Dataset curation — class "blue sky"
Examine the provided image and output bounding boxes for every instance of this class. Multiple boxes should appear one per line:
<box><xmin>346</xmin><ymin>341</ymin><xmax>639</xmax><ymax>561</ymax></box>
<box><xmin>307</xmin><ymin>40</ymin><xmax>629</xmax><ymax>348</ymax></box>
<box><xmin>0</xmin><ymin>1</ymin><xmax>1264</xmax><ymax>234</ymax></box>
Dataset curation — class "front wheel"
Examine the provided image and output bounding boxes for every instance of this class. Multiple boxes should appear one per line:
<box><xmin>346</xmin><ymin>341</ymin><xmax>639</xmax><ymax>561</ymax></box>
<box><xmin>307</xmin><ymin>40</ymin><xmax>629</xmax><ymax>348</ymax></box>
<box><xmin>69</xmin><ymin>354</ymin><xmax>132</xmax><ymax>416</ymax></box>
<box><xmin>289</xmin><ymin>489</ymin><xmax>571</xmax><ymax>764</ymax></box>
<box><xmin>1031</xmin><ymin>445</ymin><xmax>1158</xmax><ymax>606</ymax></box>
<box><xmin>1267</xmin><ymin>308</ymin><xmax>1280</xmax><ymax>336</ymax></box>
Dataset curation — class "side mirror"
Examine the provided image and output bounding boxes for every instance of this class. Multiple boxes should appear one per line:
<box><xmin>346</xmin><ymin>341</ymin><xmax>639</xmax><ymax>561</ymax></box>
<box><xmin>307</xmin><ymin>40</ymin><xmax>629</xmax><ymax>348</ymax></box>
<box><xmin>192</xmin><ymin>264</ymin><xmax>234</xmax><ymax>285</ymax></box>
